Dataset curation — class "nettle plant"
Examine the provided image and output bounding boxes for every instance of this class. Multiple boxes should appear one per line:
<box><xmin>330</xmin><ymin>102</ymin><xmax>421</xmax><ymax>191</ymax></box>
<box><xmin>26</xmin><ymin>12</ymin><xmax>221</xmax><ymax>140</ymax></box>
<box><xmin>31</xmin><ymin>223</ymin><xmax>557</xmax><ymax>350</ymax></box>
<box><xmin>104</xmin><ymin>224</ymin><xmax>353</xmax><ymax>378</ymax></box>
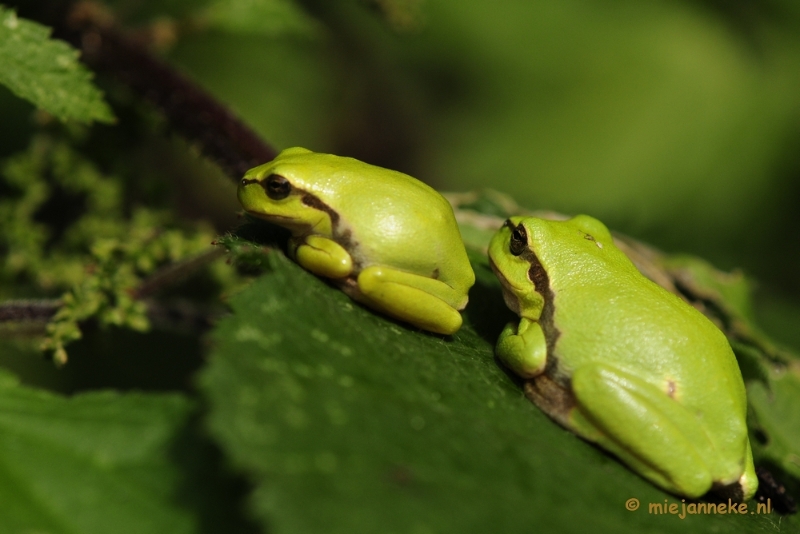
<box><xmin>0</xmin><ymin>2</ymin><xmax>798</xmax><ymax>533</ymax></box>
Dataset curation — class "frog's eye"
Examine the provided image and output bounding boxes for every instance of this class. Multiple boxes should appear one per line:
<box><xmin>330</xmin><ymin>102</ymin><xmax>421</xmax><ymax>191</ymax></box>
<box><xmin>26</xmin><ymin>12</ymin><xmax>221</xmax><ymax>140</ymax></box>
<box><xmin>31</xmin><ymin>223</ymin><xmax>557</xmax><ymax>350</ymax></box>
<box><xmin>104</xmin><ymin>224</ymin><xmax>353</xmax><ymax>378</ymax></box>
<box><xmin>265</xmin><ymin>174</ymin><xmax>291</xmax><ymax>200</ymax></box>
<box><xmin>509</xmin><ymin>224</ymin><xmax>528</xmax><ymax>256</ymax></box>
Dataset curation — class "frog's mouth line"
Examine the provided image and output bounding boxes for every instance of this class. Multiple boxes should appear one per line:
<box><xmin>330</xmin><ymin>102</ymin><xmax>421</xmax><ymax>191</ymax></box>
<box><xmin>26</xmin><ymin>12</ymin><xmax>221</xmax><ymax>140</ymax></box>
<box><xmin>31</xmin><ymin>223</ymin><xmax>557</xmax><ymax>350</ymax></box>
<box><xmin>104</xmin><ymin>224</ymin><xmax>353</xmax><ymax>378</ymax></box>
<box><xmin>488</xmin><ymin>256</ymin><xmax>521</xmax><ymax>293</ymax></box>
<box><xmin>242</xmin><ymin>209</ymin><xmax>293</xmax><ymax>221</ymax></box>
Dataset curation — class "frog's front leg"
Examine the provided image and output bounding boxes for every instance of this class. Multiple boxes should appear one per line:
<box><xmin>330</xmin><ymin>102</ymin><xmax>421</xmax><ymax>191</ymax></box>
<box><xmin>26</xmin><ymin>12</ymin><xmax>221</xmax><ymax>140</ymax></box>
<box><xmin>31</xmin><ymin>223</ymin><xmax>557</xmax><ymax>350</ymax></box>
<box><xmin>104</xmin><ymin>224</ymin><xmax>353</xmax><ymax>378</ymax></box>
<box><xmin>289</xmin><ymin>235</ymin><xmax>353</xmax><ymax>279</ymax></box>
<box><xmin>569</xmin><ymin>363</ymin><xmax>747</xmax><ymax>498</ymax></box>
<box><xmin>356</xmin><ymin>266</ymin><xmax>465</xmax><ymax>335</ymax></box>
<box><xmin>496</xmin><ymin>319</ymin><xmax>547</xmax><ymax>378</ymax></box>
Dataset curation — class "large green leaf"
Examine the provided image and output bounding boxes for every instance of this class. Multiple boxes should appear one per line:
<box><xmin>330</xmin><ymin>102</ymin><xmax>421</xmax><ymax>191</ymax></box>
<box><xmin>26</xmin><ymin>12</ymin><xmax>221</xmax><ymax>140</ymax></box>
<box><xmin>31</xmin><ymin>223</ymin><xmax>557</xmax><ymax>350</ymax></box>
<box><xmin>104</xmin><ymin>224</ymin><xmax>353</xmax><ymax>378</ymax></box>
<box><xmin>748</xmin><ymin>369</ymin><xmax>800</xmax><ymax>481</ymax></box>
<box><xmin>201</xmin><ymin>251</ymin><xmax>796</xmax><ymax>533</ymax></box>
<box><xmin>0</xmin><ymin>6</ymin><xmax>113</xmax><ymax>123</ymax></box>
<box><xmin>0</xmin><ymin>369</ymin><xmax>198</xmax><ymax>534</ymax></box>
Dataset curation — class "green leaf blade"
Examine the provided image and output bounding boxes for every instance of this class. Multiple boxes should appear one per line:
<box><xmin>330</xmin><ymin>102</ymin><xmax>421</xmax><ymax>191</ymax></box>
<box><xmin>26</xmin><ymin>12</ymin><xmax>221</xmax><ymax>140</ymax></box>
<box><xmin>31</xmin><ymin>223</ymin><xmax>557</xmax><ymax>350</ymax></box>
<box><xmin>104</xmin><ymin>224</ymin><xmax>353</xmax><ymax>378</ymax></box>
<box><xmin>0</xmin><ymin>370</ymin><xmax>199</xmax><ymax>534</ymax></box>
<box><xmin>201</xmin><ymin>253</ymin><xmax>795</xmax><ymax>533</ymax></box>
<box><xmin>0</xmin><ymin>7</ymin><xmax>114</xmax><ymax>124</ymax></box>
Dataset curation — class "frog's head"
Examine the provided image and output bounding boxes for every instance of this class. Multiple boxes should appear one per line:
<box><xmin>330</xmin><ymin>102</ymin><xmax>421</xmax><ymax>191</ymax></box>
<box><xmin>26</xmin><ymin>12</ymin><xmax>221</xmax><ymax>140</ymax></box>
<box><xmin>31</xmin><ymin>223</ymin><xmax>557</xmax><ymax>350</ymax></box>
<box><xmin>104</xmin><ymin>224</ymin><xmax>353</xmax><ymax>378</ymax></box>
<box><xmin>489</xmin><ymin>214</ymin><xmax>618</xmax><ymax>320</ymax></box>
<box><xmin>488</xmin><ymin>216</ymin><xmax>546</xmax><ymax>320</ymax></box>
<box><xmin>238</xmin><ymin>147</ymin><xmax>339</xmax><ymax>236</ymax></box>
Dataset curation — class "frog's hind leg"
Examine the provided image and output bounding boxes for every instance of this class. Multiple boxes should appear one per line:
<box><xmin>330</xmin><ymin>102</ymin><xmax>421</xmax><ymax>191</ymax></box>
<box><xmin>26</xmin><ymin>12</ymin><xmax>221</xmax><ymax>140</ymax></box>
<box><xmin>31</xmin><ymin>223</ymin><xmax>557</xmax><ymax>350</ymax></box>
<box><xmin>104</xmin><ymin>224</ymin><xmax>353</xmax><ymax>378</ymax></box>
<box><xmin>354</xmin><ymin>265</ymin><xmax>465</xmax><ymax>335</ymax></box>
<box><xmin>568</xmin><ymin>362</ymin><xmax>719</xmax><ymax>498</ymax></box>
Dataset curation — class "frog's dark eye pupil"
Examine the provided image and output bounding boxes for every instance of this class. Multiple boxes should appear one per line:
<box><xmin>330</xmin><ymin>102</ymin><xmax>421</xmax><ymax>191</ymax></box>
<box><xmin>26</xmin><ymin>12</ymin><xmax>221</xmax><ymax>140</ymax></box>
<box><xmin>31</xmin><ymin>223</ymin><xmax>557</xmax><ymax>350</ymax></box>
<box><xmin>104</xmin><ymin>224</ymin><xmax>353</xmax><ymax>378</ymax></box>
<box><xmin>265</xmin><ymin>174</ymin><xmax>291</xmax><ymax>200</ymax></box>
<box><xmin>509</xmin><ymin>225</ymin><xmax>527</xmax><ymax>256</ymax></box>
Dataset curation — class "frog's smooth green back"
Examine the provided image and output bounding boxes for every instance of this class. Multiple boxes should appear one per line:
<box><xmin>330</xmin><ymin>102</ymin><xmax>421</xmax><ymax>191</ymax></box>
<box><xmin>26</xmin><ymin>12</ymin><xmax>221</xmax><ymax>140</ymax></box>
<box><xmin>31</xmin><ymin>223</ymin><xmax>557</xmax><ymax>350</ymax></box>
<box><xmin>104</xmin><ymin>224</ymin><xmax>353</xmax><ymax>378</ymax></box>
<box><xmin>530</xmin><ymin>217</ymin><xmax>747</xmax><ymax>435</ymax></box>
<box><xmin>264</xmin><ymin>150</ymin><xmax>474</xmax><ymax>291</ymax></box>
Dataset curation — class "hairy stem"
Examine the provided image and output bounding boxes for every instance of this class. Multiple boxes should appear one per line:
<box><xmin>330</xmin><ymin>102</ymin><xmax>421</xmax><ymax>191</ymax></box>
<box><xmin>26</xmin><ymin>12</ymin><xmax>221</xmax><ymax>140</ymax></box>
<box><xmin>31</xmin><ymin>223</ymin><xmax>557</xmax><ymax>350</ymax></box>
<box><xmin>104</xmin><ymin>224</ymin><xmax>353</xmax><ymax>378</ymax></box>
<box><xmin>56</xmin><ymin>1</ymin><xmax>277</xmax><ymax>178</ymax></box>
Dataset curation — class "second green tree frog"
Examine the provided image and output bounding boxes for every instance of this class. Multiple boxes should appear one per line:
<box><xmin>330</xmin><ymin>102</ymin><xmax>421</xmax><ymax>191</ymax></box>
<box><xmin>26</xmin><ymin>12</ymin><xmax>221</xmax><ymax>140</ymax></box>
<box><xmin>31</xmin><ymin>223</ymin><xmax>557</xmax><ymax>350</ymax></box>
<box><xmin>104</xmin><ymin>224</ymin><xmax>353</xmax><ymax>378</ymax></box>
<box><xmin>238</xmin><ymin>147</ymin><xmax>475</xmax><ymax>335</ymax></box>
<box><xmin>489</xmin><ymin>215</ymin><xmax>757</xmax><ymax>500</ymax></box>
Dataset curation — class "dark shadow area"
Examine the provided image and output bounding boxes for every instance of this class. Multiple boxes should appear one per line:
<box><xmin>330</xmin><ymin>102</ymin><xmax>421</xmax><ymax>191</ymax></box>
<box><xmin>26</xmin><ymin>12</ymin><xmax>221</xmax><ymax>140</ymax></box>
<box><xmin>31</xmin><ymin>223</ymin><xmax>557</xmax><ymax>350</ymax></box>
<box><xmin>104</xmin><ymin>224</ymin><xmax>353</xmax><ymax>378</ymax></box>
<box><xmin>731</xmin><ymin>344</ymin><xmax>771</xmax><ymax>386</ymax></box>
<box><xmin>170</xmin><ymin>409</ymin><xmax>263</xmax><ymax>534</ymax></box>
<box><xmin>462</xmin><ymin>253</ymin><xmax>517</xmax><ymax>345</ymax></box>
<box><xmin>755</xmin><ymin>463</ymin><xmax>798</xmax><ymax>515</ymax></box>
<box><xmin>65</xmin><ymin>326</ymin><xmax>206</xmax><ymax>393</ymax></box>
<box><xmin>0</xmin><ymin>326</ymin><xmax>207</xmax><ymax>394</ymax></box>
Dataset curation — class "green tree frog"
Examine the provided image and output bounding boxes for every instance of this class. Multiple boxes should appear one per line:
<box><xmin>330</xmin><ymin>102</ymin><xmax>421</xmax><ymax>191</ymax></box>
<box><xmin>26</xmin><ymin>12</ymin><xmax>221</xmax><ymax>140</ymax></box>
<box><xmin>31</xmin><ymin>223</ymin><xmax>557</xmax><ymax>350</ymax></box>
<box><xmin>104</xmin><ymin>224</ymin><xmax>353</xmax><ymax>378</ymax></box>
<box><xmin>489</xmin><ymin>215</ymin><xmax>757</xmax><ymax>500</ymax></box>
<box><xmin>238</xmin><ymin>147</ymin><xmax>475</xmax><ymax>335</ymax></box>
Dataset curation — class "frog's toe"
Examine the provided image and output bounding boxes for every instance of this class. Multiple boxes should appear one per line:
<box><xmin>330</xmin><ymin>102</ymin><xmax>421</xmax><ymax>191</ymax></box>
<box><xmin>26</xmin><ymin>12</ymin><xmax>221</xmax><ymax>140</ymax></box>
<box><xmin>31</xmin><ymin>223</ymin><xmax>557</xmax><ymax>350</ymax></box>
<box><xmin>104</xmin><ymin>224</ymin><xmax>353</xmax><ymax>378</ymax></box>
<box><xmin>415</xmin><ymin>309</ymin><xmax>462</xmax><ymax>335</ymax></box>
<box><xmin>736</xmin><ymin>441</ymin><xmax>758</xmax><ymax>501</ymax></box>
<box><xmin>738</xmin><ymin>472</ymin><xmax>758</xmax><ymax>502</ymax></box>
<box><xmin>356</xmin><ymin>266</ymin><xmax>464</xmax><ymax>335</ymax></box>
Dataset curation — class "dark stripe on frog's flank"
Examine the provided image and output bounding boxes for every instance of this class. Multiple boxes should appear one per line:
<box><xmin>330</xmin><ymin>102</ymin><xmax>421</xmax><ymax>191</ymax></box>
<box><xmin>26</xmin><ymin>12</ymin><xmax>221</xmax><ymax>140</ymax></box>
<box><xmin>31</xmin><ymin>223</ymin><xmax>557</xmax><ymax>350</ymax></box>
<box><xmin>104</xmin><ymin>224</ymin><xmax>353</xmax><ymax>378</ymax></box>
<box><xmin>519</xmin><ymin>245</ymin><xmax>566</xmax><ymax>386</ymax></box>
<box><xmin>299</xmin><ymin>192</ymin><xmax>357</xmax><ymax>253</ymax></box>
<box><xmin>507</xmin><ymin>217</ymin><xmax>562</xmax><ymax>376</ymax></box>
<box><xmin>523</xmin><ymin>251</ymin><xmax>572</xmax><ymax>420</ymax></box>
<box><xmin>525</xmin><ymin>251</ymin><xmax>560</xmax><ymax>357</ymax></box>
<box><xmin>291</xmin><ymin>190</ymin><xmax>361</xmax><ymax>273</ymax></box>
<box><xmin>301</xmin><ymin>192</ymin><xmax>340</xmax><ymax>226</ymax></box>
<box><xmin>524</xmin><ymin>372</ymin><xmax>575</xmax><ymax>428</ymax></box>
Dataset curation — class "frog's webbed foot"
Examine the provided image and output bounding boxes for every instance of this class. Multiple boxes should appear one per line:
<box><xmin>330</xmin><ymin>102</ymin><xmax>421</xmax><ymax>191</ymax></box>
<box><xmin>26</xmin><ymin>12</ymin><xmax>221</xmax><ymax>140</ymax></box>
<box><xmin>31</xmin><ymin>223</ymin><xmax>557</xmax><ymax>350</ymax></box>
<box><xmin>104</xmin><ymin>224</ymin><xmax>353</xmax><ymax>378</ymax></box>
<box><xmin>354</xmin><ymin>265</ymin><xmax>465</xmax><ymax>335</ymax></box>
<box><xmin>568</xmin><ymin>363</ymin><xmax>750</xmax><ymax>499</ymax></box>
<box><xmin>495</xmin><ymin>319</ymin><xmax>547</xmax><ymax>378</ymax></box>
<box><xmin>290</xmin><ymin>235</ymin><xmax>353</xmax><ymax>279</ymax></box>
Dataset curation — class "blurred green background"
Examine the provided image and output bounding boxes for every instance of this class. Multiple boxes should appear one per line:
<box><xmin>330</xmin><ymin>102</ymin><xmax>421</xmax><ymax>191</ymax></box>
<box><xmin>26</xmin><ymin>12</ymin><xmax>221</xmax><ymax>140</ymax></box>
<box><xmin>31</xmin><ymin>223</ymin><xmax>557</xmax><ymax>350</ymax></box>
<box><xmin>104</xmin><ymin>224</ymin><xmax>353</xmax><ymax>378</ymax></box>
<box><xmin>3</xmin><ymin>0</ymin><xmax>800</xmax><ymax>377</ymax></box>
<box><xmin>164</xmin><ymin>0</ymin><xmax>800</xmax><ymax>300</ymax></box>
